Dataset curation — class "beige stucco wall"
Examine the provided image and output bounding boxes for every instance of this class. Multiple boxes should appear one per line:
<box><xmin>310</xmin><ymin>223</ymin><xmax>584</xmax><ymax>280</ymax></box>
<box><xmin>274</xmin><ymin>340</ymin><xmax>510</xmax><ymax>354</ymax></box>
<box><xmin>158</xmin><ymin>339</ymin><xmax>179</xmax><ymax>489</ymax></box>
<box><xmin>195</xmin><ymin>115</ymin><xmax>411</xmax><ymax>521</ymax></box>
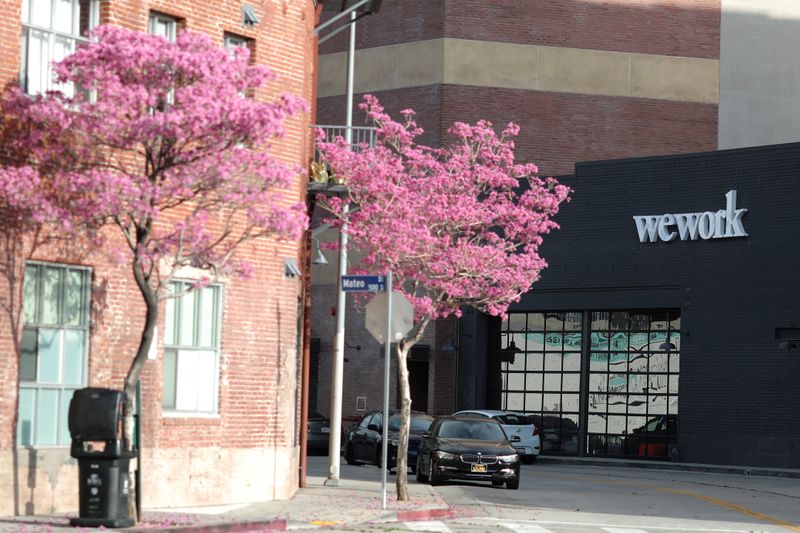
<box><xmin>0</xmin><ymin>446</ymin><xmax>299</xmax><ymax>517</ymax></box>
<box><xmin>719</xmin><ymin>0</ymin><xmax>800</xmax><ymax>148</ymax></box>
<box><xmin>318</xmin><ymin>38</ymin><xmax>719</xmax><ymax>104</ymax></box>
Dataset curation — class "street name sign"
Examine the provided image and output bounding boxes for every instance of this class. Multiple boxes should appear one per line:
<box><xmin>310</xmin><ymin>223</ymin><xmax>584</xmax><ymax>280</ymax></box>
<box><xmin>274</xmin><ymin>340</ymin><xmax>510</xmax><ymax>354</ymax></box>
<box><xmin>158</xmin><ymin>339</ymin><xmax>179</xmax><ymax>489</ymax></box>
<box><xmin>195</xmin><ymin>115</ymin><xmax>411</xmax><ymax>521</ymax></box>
<box><xmin>341</xmin><ymin>275</ymin><xmax>386</xmax><ymax>292</ymax></box>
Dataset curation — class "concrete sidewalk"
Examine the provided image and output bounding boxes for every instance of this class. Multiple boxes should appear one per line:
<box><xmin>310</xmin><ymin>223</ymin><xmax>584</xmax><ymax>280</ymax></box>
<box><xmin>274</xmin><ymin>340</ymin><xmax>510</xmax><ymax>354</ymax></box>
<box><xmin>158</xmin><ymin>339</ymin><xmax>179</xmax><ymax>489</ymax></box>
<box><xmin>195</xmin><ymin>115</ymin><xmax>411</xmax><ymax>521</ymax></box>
<box><xmin>2</xmin><ymin>456</ymin><xmax>798</xmax><ymax>532</ymax></box>
<box><xmin>0</xmin><ymin>473</ymin><xmax>457</xmax><ymax>532</ymax></box>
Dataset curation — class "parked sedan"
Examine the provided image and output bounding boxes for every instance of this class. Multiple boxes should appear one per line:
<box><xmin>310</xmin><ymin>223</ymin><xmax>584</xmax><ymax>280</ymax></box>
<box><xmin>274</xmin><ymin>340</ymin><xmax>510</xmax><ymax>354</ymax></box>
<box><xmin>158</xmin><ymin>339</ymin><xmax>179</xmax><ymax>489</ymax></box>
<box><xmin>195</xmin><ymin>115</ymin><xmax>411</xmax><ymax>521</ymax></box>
<box><xmin>306</xmin><ymin>411</ymin><xmax>331</xmax><ymax>455</ymax></box>
<box><xmin>344</xmin><ymin>410</ymin><xmax>434</xmax><ymax>470</ymax></box>
<box><xmin>416</xmin><ymin>415</ymin><xmax>521</xmax><ymax>489</ymax></box>
<box><xmin>454</xmin><ymin>409</ymin><xmax>541</xmax><ymax>463</ymax></box>
<box><xmin>624</xmin><ymin>414</ymin><xmax>677</xmax><ymax>458</ymax></box>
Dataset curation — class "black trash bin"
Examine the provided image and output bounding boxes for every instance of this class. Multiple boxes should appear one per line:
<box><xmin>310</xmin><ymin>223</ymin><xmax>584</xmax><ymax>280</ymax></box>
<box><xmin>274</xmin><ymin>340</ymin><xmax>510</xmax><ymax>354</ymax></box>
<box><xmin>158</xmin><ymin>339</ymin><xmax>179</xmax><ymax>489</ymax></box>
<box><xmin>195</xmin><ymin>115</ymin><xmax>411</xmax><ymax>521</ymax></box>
<box><xmin>68</xmin><ymin>388</ymin><xmax>135</xmax><ymax>528</ymax></box>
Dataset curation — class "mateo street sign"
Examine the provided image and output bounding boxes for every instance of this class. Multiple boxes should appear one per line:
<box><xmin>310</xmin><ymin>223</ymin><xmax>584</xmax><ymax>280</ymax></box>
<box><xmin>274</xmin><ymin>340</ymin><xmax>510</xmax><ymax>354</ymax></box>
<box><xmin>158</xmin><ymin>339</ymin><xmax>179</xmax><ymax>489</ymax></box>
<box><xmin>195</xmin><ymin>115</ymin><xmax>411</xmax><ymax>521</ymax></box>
<box><xmin>341</xmin><ymin>275</ymin><xmax>386</xmax><ymax>293</ymax></box>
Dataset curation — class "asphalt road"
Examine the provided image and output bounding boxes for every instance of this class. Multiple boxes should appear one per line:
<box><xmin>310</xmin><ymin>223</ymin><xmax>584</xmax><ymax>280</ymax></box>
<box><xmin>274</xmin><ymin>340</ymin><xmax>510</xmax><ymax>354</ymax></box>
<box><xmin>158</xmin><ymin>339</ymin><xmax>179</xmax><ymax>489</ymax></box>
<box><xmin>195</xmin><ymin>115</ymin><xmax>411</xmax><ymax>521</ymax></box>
<box><xmin>308</xmin><ymin>455</ymin><xmax>800</xmax><ymax>532</ymax></box>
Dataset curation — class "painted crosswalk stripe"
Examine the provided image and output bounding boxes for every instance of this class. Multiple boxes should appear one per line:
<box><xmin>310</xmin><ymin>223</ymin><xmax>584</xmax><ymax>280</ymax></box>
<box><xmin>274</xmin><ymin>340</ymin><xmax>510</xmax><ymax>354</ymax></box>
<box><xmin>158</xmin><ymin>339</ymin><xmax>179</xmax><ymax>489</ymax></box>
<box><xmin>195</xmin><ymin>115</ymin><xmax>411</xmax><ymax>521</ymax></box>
<box><xmin>404</xmin><ymin>520</ymin><xmax>452</xmax><ymax>532</ymax></box>
<box><xmin>501</xmin><ymin>523</ymin><xmax>556</xmax><ymax>533</ymax></box>
<box><xmin>603</xmin><ymin>528</ymin><xmax>649</xmax><ymax>533</ymax></box>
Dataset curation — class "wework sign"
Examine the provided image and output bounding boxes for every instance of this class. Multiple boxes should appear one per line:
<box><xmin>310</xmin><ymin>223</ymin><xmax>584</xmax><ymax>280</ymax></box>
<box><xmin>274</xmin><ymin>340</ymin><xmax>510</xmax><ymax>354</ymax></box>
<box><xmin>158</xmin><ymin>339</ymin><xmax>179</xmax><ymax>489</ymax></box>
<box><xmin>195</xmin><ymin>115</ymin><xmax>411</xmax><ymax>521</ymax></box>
<box><xmin>633</xmin><ymin>190</ymin><xmax>748</xmax><ymax>243</ymax></box>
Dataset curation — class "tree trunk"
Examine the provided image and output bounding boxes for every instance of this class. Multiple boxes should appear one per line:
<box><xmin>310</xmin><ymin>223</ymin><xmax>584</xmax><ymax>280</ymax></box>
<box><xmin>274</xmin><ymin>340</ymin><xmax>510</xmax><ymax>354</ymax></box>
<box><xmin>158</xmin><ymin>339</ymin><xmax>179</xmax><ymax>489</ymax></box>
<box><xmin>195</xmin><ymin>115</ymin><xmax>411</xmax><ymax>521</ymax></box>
<box><xmin>394</xmin><ymin>316</ymin><xmax>430</xmax><ymax>501</ymax></box>
<box><xmin>395</xmin><ymin>341</ymin><xmax>411</xmax><ymax>500</ymax></box>
<box><xmin>123</xmin><ymin>256</ymin><xmax>159</xmax><ymax>523</ymax></box>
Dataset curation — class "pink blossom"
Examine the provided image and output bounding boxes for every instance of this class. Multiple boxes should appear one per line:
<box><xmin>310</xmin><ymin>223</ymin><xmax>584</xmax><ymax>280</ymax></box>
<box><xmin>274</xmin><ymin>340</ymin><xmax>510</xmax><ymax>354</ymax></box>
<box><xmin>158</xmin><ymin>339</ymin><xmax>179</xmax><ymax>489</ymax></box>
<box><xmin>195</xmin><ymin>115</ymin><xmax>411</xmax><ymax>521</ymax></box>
<box><xmin>0</xmin><ymin>25</ymin><xmax>308</xmax><ymax>290</ymax></box>
<box><xmin>317</xmin><ymin>96</ymin><xmax>571</xmax><ymax>321</ymax></box>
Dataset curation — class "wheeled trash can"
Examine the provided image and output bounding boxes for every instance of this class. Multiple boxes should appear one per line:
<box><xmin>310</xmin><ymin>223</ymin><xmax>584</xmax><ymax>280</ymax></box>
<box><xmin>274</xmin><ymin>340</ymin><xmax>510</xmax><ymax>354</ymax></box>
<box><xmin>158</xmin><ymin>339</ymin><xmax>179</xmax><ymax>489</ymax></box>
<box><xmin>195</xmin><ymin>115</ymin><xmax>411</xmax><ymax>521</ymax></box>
<box><xmin>68</xmin><ymin>388</ymin><xmax>135</xmax><ymax>528</ymax></box>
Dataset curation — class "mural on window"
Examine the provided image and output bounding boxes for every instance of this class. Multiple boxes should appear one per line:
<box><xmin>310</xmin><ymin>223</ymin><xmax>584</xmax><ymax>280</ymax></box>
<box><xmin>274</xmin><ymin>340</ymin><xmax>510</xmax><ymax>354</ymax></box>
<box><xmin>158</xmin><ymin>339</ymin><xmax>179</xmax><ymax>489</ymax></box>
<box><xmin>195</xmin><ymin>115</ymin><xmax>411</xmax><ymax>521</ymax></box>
<box><xmin>587</xmin><ymin>310</ymin><xmax>679</xmax><ymax>459</ymax></box>
<box><xmin>500</xmin><ymin>312</ymin><xmax>582</xmax><ymax>455</ymax></box>
<box><xmin>18</xmin><ymin>262</ymin><xmax>90</xmax><ymax>446</ymax></box>
<box><xmin>500</xmin><ymin>309</ymin><xmax>680</xmax><ymax>459</ymax></box>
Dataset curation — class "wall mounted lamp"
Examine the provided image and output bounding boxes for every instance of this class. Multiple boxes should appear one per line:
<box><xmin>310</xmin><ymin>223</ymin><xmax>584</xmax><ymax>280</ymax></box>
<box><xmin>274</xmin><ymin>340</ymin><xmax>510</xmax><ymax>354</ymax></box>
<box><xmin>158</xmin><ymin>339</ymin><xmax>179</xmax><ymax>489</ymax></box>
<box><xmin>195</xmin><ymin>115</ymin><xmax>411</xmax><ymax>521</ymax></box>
<box><xmin>496</xmin><ymin>338</ymin><xmax>522</xmax><ymax>364</ymax></box>
<box><xmin>774</xmin><ymin>327</ymin><xmax>800</xmax><ymax>352</ymax></box>
<box><xmin>658</xmin><ymin>327</ymin><xmax>687</xmax><ymax>351</ymax></box>
<box><xmin>442</xmin><ymin>338</ymin><xmax>458</xmax><ymax>353</ymax></box>
<box><xmin>778</xmin><ymin>340</ymin><xmax>798</xmax><ymax>352</ymax></box>
<box><xmin>312</xmin><ymin>238</ymin><xmax>328</xmax><ymax>265</ymax></box>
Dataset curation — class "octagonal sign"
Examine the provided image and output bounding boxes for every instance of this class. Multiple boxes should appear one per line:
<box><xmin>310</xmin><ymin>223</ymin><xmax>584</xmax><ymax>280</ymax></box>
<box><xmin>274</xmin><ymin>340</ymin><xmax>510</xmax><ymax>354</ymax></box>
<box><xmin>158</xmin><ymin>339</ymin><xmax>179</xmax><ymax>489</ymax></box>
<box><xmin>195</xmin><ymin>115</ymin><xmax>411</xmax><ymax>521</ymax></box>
<box><xmin>365</xmin><ymin>291</ymin><xmax>414</xmax><ymax>343</ymax></box>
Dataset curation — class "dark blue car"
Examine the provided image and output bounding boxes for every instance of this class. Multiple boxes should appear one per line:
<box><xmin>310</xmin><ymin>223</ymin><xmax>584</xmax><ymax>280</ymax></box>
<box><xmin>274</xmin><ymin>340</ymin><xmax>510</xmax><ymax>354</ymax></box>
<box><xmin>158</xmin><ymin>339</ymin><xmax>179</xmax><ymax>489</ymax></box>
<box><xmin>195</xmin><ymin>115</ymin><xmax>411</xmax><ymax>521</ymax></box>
<box><xmin>344</xmin><ymin>410</ymin><xmax>433</xmax><ymax>471</ymax></box>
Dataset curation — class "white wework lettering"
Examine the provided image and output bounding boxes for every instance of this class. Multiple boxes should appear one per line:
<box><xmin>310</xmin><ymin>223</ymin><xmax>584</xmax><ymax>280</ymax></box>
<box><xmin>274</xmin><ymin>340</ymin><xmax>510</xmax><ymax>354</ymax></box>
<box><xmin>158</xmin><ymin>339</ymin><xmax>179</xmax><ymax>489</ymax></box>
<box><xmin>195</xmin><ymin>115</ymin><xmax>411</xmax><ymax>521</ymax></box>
<box><xmin>674</xmin><ymin>213</ymin><xmax>700</xmax><ymax>241</ymax></box>
<box><xmin>634</xmin><ymin>190</ymin><xmax>747</xmax><ymax>243</ymax></box>
<box><xmin>633</xmin><ymin>215</ymin><xmax>660</xmax><ymax>242</ymax></box>
<box><xmin>698</xmin><ymin>212</ymin><xmax>715</xmax><ymax>239</ymax></box>
<box><xmin>658</xmin><ymin>213</ymin><xmax>677</xmax><ymax>241</ymax></box>
<box><xmin>725</xmin><ymin>189</ymin><xmax>748</xmax><ymax>237</ymax></box>
<box><xmin>713</xmin><ymin>209</ymin><xmax>726</xmax><ymax>238</ymax></box>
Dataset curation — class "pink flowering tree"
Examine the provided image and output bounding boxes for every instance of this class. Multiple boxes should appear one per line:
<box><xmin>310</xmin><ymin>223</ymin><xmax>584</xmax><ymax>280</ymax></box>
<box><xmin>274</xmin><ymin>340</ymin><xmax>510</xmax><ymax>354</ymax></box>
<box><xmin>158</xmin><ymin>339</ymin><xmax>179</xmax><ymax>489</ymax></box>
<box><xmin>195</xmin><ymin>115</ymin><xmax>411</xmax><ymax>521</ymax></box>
<box><xmin>317</xmin><ymin>96</ymin><xmax>570</xmax><ymax>500</ymax></box>
<box><xmin>0</xmin><ymin>25</ymin><xmax>306</xmax><ymax>516</ymax></box>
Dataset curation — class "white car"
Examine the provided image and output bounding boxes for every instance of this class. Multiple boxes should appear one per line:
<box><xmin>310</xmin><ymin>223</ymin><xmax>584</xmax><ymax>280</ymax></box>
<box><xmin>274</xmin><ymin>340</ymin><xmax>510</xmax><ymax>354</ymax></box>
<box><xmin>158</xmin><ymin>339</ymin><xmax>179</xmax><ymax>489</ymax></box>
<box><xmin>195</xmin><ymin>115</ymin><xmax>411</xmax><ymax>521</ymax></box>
<box><xmin>453</xmin><ymin>410</ymin><xmax>541</xmax><ymax>463</ymax></box>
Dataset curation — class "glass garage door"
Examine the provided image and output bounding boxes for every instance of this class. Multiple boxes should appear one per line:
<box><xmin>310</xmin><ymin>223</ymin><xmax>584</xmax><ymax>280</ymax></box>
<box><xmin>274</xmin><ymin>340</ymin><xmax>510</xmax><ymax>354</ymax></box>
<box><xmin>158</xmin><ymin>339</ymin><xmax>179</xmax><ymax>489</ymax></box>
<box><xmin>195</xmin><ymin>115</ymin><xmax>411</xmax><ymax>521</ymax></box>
<box><xmin>500</xmin><ymin>312</ymin><xmax>582</xmax><ymax>455</ymax></box>
<box><xmin>587</xmin><ymin>310</ymin><xmax>679</xmax><ymax>459</ymax></box>
<box><xmin>499</xmin><ymin>309</ymin><xmax>680</xmax><ymax>459</ymax></box>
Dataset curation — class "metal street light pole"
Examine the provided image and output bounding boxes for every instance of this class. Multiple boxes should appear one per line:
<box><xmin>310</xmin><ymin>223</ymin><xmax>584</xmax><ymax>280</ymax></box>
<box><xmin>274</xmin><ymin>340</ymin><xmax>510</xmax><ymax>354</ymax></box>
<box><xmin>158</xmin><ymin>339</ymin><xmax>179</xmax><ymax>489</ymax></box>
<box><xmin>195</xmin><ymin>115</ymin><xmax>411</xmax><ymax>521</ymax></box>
<box><xmin>325</xmin><ymin>9</ymin><xmax>357</xmax><ymax>487</ymax></box>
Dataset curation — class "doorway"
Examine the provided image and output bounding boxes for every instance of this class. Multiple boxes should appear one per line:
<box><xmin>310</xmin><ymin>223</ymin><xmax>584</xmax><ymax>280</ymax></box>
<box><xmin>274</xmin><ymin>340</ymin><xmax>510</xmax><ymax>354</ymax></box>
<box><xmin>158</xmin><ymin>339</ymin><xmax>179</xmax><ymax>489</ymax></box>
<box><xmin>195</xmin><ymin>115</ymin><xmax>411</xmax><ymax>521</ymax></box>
<box><xmin>406</xmin><ymin>345</ymin><xmax>430</xmax><ymax>413</ymax></box>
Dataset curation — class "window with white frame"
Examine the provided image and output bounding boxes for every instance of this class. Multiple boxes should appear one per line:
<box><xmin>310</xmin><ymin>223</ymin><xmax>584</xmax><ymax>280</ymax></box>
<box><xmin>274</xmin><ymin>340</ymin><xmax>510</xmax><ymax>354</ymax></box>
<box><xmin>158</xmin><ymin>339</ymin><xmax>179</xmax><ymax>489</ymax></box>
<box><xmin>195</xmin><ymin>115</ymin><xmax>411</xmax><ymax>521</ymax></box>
<box><xmin>224</xmin><ymin>33</ymin><xmax>248</xmax><ymax>52</ymax></box>
<box><xmin>162</xmin><ymin>282</ymin><xmax>222</xmax><ymax>414</ymax></box>
<box><xmin>18</xmin><ymin>262</ymin><xmax>91</xmax><ymax>446</ymax></box>
<box><xmin>20</xmin><ymin>0</ymin><xmax>98</xmax><ymax>96</ymax></box>
<box><xmin>149</xmin><ymin>12</ymin><xmax>177</xmax><ymax>41</ymax></box>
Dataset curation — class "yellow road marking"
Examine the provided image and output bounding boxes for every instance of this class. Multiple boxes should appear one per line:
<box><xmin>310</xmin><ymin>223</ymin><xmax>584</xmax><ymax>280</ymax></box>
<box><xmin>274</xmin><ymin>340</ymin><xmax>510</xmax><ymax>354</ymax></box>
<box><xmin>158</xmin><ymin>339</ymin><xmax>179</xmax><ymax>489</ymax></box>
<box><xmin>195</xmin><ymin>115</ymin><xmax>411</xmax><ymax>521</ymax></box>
<box><xmin>658</xmin><ymin>488</ymin><xmax>800</xmax><ymax>532</ymax></box>
<box><xmin>547</xmin><ymin>471</ymin><xmax>800</xmax><ymax>531</ymax></box>
<box><xmin>310</xmin><ymin>520</ymin><xmax>342</xmax><ymax>526</ymax></box>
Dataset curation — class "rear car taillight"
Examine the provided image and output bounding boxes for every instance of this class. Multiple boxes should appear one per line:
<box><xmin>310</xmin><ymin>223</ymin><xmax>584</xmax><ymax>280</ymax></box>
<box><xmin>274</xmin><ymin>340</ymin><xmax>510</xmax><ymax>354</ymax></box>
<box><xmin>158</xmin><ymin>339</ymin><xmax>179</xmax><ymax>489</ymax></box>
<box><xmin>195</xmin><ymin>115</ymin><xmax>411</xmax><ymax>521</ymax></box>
<box><xmin>533</xmin><ymin>426</ymin><xmax>541</xmax><ymax>437</ymax></box>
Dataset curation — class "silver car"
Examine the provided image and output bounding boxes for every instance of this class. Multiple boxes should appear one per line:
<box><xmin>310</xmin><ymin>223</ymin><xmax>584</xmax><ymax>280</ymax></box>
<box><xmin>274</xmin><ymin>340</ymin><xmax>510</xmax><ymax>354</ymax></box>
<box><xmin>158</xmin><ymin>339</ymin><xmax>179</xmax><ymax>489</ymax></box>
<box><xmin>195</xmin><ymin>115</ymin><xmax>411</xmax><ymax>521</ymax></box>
<box><xmin>453</xmin><ymin>410</ymin><xmax>541</xmax><ymax>463</ymax></box>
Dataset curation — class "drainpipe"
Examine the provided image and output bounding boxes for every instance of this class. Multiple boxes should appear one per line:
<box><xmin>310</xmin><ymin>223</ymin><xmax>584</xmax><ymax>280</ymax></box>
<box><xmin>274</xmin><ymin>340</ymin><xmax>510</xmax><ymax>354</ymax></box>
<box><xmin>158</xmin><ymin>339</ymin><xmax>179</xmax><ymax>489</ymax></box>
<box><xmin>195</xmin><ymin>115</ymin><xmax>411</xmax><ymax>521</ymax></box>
<box><xmin>300</xmin><ymin>0</ymin><xmax>325</xmax><ymax>489</ymax></box>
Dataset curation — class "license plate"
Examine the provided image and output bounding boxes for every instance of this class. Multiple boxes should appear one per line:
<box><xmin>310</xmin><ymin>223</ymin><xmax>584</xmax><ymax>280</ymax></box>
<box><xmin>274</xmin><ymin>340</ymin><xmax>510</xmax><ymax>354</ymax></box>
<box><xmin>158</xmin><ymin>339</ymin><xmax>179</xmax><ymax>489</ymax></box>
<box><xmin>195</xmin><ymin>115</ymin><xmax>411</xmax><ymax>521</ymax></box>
<box><xmin>320</xmin><ymin>427</ymin><xmax>330</xmax><ymax>433</ymax></box>
<box><xmin>515</xmin><ymin>447</ymin><xmax>524</xmax><ymax>454</ymax></box>
<box><xmin>471</xmin><ymin>464</ymin><xmax>487</xmax><ymax>473</ymax></box>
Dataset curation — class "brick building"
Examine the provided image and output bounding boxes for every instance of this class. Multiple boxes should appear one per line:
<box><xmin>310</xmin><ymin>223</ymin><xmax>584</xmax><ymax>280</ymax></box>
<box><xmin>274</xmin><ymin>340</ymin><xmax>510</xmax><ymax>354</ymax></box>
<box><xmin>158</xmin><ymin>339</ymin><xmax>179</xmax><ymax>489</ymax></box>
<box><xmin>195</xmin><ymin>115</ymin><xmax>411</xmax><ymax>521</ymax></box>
<box><xmin>311</xmin><ymin>0</ymin><xmax>800</xmax><ymax>468</ymax></box>
<box><xmin>0</xmin><ymin>0</ymin><xmax>319</xmax><ymax>517</ymax></box>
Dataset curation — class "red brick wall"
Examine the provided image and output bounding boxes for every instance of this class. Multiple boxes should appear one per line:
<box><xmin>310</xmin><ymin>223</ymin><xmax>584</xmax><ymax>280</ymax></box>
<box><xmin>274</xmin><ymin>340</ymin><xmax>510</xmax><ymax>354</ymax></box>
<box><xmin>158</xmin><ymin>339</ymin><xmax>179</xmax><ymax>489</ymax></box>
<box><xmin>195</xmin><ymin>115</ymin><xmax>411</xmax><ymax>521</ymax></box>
<box><xmin>441</xmin><ymin>86</ymin><xmax>718</xmax><ymax>176</ymax></box>
<box><xmin>0</xmin><ymin>0</ymin><xmax>316</xmax><ymax>471</ymax></box>
<box><xmin>319</xmin><ymin>85</ymin><xmax>717</xmax><ymax>178</ymax></box>
<box><xmin>321</xmin><ymin>0</ymin><xmax>720</xmax><ymax>60</ymax></box>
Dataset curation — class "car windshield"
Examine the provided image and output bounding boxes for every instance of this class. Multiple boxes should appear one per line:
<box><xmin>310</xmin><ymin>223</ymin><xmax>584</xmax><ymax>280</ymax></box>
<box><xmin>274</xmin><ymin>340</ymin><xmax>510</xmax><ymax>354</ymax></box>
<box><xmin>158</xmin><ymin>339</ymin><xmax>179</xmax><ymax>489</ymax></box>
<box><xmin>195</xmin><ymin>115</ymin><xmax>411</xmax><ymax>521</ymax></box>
<box><xmin>495</xmin><ymin>413</ymin><xmax>529</xmax><ymax>426</ymax></box>
<box><xmin>438</xmin><ymin>420</ymin><xmax>507</xmax><ymax>440</ymax></box>
<box><xmin>388</xmin><ymin>414</ymin><xmax>433</xmax><ymax>432</ymax></box>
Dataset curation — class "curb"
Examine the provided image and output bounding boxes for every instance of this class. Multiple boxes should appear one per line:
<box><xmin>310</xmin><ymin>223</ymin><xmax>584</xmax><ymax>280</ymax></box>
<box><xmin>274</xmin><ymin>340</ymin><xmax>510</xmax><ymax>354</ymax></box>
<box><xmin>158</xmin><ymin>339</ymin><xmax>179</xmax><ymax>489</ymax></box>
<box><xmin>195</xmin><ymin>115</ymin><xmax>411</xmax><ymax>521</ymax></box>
<box><xmin>394</xmin><ymin>507</ymin><xmax>454</xmax><ymax>522</ymax></box>
<box><xmin>130</xmin><ymin>519</ymin><xmax>288</xmax><ymax>532</ymax></box>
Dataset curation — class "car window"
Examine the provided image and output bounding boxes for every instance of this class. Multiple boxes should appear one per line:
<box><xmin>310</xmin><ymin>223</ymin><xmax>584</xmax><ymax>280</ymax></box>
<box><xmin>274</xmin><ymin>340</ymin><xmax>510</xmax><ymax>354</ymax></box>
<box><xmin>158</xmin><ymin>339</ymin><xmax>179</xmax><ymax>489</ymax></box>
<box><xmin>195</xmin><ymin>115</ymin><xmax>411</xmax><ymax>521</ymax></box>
<box><xmin>495</xmin><ymin>413</ymin><xmax>529</xmax><ymax>425</ymax></box>
<box><xmin>387</xmin><ymin>414</ymin><xmax>433</xmax><ymax>432</ymax></box>
<box><xmin>437</xmin><ymin>420</ymin><xmax>507</xmax><ymax>440</ymax></box>
<box><xmin>372</xmin><ymin>413</ymin><xmax>382</xmax><ymax>428</ymax></box>
<box><xmin>645</xmin><ymin>416</ymin><xmax>663</xmax><ymax>432</ymax></box>
<box><xmin>358</xmin><ymin>414</ymin><xmax>373</xmax><ymax>429</ymax></box>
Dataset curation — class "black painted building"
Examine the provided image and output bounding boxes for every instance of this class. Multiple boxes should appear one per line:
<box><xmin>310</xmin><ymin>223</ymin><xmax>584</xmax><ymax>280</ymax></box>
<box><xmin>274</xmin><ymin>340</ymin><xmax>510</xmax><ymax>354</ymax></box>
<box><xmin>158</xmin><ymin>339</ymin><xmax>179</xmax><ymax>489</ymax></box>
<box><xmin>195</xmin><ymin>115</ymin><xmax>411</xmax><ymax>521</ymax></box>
<box><xmin>459</xmin><ymin>142</ymin><xmax>800</xmax><ymax>469</ymax></box>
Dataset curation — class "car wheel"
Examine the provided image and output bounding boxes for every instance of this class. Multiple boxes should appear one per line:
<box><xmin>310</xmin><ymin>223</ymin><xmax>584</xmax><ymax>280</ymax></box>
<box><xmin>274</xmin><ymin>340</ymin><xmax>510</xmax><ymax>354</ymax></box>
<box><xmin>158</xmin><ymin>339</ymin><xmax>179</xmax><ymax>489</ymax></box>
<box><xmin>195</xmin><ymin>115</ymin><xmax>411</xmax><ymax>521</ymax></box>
<box><xmin>415</xmin><ymin>457</ymin><xmax>429</xmax><ymax>483</ymax></box>
<box><xmin>506</xmin><ymin>478</ymin><xmax>520</xmax><ymax>490</ymax></box>
<box><xmin>345</xmin><ymin>443</ymin><xmax>358</xmax><ymax>465</ymax></box>
<box><xmin>428</xmin><ymin>456</ymin><xmax>442</xmax><ymax>486</ymax></box>
<box><xmin>522</xmin><ymin>455</ymin><xmax>537</xmax><ymax>464</ymax></box>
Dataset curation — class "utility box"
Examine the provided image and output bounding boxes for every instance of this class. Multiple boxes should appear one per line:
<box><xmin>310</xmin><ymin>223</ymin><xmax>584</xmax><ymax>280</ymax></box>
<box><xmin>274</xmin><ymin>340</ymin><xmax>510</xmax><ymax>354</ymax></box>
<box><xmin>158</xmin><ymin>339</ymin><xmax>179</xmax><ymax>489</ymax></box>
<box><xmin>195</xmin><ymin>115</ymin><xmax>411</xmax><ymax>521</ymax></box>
<box><xmin>68</xmin><ymin>388</ymin><xmax>135</xmax><ymax>528</ymax></box>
